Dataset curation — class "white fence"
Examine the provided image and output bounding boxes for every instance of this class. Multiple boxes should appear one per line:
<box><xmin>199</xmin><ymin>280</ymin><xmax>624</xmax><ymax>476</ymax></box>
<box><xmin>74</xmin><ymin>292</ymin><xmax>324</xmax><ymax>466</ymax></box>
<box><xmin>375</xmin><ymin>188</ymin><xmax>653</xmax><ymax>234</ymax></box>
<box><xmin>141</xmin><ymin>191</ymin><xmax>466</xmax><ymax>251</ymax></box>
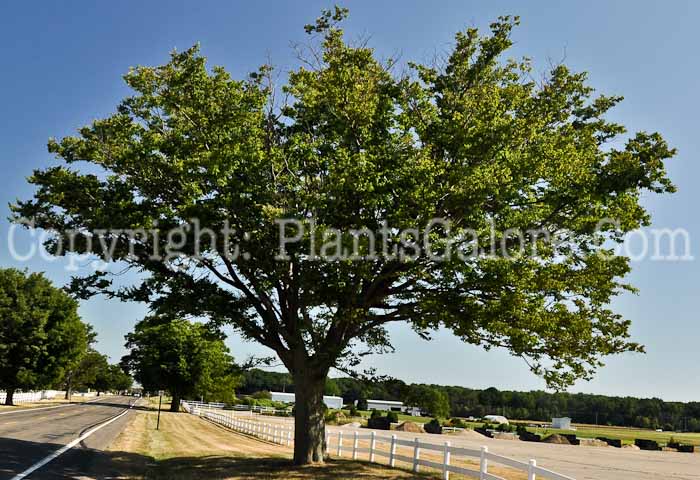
<box><xmin>184</xmin><ymin>402</ymin><xmax>295</xmax><ymax>446</ymax></box>
<box><xmin>182</xmin><ymin>401</ymin><xmax>575</xmax><ymax>480</ymax></box>
<box><xmin>0</xmin><ymin>390</ymin><xmax>66</xmax><ymax>404</ymax></box>
<box><xmin>327</xmin><ymin>430</ymin><xmax>575</xmax><ymax>480</ymax></box>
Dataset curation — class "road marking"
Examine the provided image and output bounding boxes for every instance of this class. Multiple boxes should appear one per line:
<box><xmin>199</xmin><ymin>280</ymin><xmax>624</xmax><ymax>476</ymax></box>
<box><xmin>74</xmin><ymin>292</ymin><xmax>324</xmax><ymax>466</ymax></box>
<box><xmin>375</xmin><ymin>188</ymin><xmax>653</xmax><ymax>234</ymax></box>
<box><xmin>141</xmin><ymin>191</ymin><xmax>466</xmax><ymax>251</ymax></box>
<box><xmin>10</xmin><ymin>400</ymin><xmax>134</xmax><ymax>480</ymax></box>
<box><xmin>0</xmin><ymin>397</ymin><xmax>103</xmax><ymax>416</ymax></box>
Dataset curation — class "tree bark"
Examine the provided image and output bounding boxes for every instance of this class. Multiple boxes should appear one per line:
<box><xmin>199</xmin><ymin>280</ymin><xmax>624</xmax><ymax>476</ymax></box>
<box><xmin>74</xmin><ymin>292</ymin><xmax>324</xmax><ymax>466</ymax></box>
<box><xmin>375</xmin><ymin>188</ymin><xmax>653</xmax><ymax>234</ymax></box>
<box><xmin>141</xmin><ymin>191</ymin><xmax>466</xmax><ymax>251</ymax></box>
<box><xmin>292</xmin><ymin>367</ymin><xmax>328</xmax><ymax>465</ymax></box>
<box><xmin>64</xmin><ymin>373</ymin><xmax>73</xmax><ymax>401</ymax></box>
<box><xmin>170</xmin><ymin>392</ymin><xmax>181</xmax><ymax>412</ymax></box>
<box><xmin>4</xmin><ymin>388</ymin><xmax>15</xmax><ymax>406</ymax></box>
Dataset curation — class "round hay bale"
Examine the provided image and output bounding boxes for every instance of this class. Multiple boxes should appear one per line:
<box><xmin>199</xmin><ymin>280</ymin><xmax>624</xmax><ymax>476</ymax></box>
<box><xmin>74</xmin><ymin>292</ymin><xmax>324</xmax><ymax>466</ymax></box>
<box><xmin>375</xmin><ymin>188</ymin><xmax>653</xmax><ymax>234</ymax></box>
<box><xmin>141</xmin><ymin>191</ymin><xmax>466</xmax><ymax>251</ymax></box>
<box><xmin>622</xmin><ymin>444</ymin><xmax>641</xmax><ymax>450</ymax></box>
<box><xmin>395</xmin><ymin>421</ymin><xmax>425</xmax><ymax>433</ymax></box>
<box><xmin>542</xmin><ymin>433</ymin><xmax>571</xmax><ymax>445</ymax></box>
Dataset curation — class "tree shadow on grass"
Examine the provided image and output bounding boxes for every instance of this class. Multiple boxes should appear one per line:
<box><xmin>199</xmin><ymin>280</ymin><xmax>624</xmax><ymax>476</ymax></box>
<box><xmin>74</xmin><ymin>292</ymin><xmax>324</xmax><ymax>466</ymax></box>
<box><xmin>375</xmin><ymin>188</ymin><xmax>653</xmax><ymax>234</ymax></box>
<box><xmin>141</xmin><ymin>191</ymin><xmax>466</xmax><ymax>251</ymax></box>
<box><xmin>152</xmin><ymin>455</ymin><xmax>433</xmax><ymax>479</ymax></box>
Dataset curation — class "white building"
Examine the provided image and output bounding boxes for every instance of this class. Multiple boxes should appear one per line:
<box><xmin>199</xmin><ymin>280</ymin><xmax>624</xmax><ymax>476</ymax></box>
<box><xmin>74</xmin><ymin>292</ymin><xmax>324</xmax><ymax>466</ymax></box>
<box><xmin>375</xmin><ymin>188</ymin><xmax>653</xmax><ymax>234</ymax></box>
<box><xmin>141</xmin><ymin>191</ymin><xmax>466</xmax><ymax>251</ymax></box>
<box><xmin>552</xmin><ymin>417</ymin><xmax>573</xmax><ymax>430</ymax></box>
<box><xmin>366</xmin><ymin>399</ymin><xmax>421</xmax><ymax>416</ymax></box>
<box><xmin>484</xmin><ymin>414</ymin><xmax>509</xmax><ymax>425</ymax></box>
<box><xmin>269</xmin><ymin>391</ymin><xmax>344</xmax><ymax>409</ymax></box>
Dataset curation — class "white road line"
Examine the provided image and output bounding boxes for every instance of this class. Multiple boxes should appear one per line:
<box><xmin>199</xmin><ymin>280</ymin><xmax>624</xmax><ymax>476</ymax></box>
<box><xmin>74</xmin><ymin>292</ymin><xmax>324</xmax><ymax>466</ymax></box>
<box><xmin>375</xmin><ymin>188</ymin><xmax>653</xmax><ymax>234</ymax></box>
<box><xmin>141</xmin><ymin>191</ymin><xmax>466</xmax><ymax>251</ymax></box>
<box><xmin>10</xmin><ymin>400</ymin><xmax>134</xmax><ymax>480</ymax></box>
<box><xmin>0</xmin><ymin>396</ymin><xmax>104</xmax><ymax>416</ymax></box>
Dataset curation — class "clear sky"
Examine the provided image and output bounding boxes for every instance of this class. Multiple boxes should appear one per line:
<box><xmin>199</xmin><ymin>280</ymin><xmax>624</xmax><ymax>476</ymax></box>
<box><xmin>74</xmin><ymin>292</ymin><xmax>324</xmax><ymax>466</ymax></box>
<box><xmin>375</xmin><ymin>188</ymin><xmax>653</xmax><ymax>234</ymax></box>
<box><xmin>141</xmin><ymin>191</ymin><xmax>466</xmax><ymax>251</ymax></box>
<box><xmin>1</xmin><ymin>1</ymin><xmax>698</xmax><ymax>401</ymax></box>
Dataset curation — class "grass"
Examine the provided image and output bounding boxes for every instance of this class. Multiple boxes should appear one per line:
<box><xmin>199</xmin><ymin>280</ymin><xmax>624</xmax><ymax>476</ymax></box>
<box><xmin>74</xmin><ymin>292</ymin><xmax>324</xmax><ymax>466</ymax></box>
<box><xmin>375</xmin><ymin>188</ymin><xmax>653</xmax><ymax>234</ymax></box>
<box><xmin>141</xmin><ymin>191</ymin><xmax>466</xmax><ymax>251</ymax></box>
<box><xmin>341</xmin><ymin>409</ymin><xmax>700</xmax><ymax>446</ymax></box>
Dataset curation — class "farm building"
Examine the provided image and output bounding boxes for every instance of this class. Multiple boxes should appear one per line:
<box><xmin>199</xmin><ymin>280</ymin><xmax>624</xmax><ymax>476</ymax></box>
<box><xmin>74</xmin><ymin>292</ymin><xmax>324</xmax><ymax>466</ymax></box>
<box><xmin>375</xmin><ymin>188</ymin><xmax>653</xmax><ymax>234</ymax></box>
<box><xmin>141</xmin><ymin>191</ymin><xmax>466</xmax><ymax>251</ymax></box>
<box><xmin>552</xmin><ymin>417</ymin><xmax>573</xmax><ymax>430</ymax></box>
<box><xmin>269</xmin><ymin>391</ymin><xmax>344</xmax><ymax>409</ymax></box>
<box><xmin>484</xmin><ymin>415</ymin><xmax>509</xmax><ymax>425</ymax></box>
<box><xmin>367</xmin><ymin>399</ymin><xmax>421</xmax><ymax>416</ymax></box>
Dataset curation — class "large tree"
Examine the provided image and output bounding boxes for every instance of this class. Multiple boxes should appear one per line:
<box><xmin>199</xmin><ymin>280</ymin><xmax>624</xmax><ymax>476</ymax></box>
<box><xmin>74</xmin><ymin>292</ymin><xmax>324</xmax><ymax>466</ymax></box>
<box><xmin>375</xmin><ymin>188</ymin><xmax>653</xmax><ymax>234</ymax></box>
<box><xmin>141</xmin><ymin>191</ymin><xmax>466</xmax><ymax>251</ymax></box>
<box><xmin>122</xmin><ymin>317</ymin><xmax>238</xmax><ymax>410</ymax></box>
<box><xmin>0</xmin><ymin>269</ymin><xmax>90</xmax><ymax>405</ymax></box>
<box><xmin>12</xmin><ymin>9</ymin><xmax>675</xmax><ymax>463</ymax></box>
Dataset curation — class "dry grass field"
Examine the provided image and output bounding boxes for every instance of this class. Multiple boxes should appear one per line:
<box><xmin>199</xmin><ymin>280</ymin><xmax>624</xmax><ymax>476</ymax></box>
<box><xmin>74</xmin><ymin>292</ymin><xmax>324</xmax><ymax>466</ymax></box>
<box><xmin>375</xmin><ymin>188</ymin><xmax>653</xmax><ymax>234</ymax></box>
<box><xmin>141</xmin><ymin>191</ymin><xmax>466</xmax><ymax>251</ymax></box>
<box><xmin>109</xmin><ymin>409</ymin><xmax>525</xmax><ymax>479</ymax></box>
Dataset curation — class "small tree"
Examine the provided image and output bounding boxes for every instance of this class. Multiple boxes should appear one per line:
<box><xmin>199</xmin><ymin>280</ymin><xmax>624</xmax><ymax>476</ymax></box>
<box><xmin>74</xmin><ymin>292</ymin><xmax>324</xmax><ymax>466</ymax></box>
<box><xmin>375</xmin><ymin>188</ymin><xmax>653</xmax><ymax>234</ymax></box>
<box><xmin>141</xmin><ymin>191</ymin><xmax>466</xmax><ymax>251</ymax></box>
<box><xmin>0</xmin><ymin>269</ymin><xmax>90</xmax><ymax>405</ymax></box>
<box><xmin>405</xmin><ymin>385</ymin><xmax>451</xmax><ymax>418</ymax></box>
<box><xmin>122</xmin><ymin>317</ymin><xmax>238</xmax><ymax>411</ymax></box>
<box><xmin>13</xmin><ymin>8</ymin><xmax>675</xmax><ymax>463</ymax></box>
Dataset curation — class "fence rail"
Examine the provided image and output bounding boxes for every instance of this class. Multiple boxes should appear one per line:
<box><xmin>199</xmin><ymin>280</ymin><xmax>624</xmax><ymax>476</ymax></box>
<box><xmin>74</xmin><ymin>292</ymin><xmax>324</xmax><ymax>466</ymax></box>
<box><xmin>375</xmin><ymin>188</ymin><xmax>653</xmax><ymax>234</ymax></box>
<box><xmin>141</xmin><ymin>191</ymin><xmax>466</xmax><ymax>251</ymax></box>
<box><xmin>181</xmin><ymin>400</ymin><xmax>575</xmax><ymax>480</ymax></box>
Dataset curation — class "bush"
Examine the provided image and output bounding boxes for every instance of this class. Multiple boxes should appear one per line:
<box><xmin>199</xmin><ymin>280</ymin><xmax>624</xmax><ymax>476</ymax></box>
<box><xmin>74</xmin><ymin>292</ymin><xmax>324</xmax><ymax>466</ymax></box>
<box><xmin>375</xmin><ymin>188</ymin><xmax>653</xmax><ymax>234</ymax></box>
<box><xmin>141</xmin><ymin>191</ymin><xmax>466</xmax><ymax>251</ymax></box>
<box><xmin>424</xmin><ymin>418</ymin><xmax>443</xmax><ymax>434</ymax></box>
<box><xmin>370</xmin><ymin>409</ymin><xmax>382</xmax><ymax>419</ymax></box>
<box><xmin>367</xmin><ymin>415</ymin><xmax>392</xmax><ymax>430</ymax></box>
<box><xmin>357</xmin><ymin>398</ymin><xmax>368</xmax><ymax>411</ymax></box>
<box><xmin>386</xmin><ymin>411</ymin><xmax>399</xmax><ymax>424</ymax></box>
<box><xmin>348</xmin><ymin>404</ymin><xmax>358</xmax><ymax>417</ymax></box>
<box><xmin>251</xmin><ymin>390</ymin><xmax>272</xmax><ymax>400</ymax></box>
<box><xmin>497</xmin><ymin>423</ymin><xmax>516</xmax><ymax>433</ymax></box>
<box><xmin>449</xmin><ymin>417</ymin><xmax>468</xmax><ymax>428</ymax></box>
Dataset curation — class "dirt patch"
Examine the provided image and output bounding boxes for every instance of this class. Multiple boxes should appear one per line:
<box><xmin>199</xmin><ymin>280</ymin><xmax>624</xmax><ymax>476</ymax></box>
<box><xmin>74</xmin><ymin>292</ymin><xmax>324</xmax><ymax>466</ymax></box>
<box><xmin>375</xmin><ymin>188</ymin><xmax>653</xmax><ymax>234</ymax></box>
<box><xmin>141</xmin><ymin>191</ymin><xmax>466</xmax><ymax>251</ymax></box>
<box><xmin>453</xmin><ymin>428</ymin><xmax>490</xmax><ymax>440</ymax></box>
<box><xmin>542</xmin><ymin>434</ymin><xmax>571</xmax><ymax>445</ymax></box>
<box><xmin>394</xmin><ymin>421</ymin><xmax>424</xmax><ymax>433</ymax></box>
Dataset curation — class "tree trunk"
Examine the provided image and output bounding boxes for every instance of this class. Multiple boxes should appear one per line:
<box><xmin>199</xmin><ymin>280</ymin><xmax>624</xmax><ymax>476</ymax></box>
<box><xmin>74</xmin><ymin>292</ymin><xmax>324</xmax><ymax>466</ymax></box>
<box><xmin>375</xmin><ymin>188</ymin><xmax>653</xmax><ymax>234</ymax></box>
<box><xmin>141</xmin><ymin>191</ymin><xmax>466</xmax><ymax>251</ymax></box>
<box><xmin>4</xmin><ymin>388</ymin><xmax>15</xmax><ymax>406</ymax></box>
<box><xmin>170</xmin><ymin>392</ymin><xmax>181</xmax><ymax>412</ymax></box>
<box><xmin>292</xmin><ymin>368</ymin><xmax>328</xmax><ymax>465</ymax></box>
<box><xmin>64</xmin><ymin>374</ymin><xmax>73</xmax><ymax>401</ymax></box>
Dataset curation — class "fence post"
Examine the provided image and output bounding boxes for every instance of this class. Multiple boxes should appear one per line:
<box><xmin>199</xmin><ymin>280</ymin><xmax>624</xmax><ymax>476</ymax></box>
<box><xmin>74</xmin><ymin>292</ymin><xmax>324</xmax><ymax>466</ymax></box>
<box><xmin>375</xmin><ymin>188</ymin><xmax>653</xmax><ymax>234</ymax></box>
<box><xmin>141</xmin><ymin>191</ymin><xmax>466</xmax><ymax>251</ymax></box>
<box><xmin>389</xmin><ymin>434</ymin><xmax>397</xmax><ymax>467</ymax></box>
<box><xmin>528</xmin><ymin>459</ymin><xmax>537</xmax><ymax>480</ymax></box>
<box><xmin>369</xmin><ymin>431</ymin><xmax>376</xmax><ymax>462</ymax></box>
<box><xmin>353</xmin><ymin>431</ymin><xmax>359</xmax><ymax>460</ymax></box>
<box><xmin>337</xmin><ymin>431</ymin><xmax>343</xmax><ymax>457</ymax></box>
<box><xmin>325</xmin><ymin>433</ymin><xmax>329</xmax><ymax>456</ymax></box>
<box><xmin>480</xmin><ymin>446</ymin><xmax>488</xmax><ymax>479</ymax></box>
<box><xmin>287</xmin><ymin>430</ymin><xmax>292</xmax><ymax>447</ymax></box>
<box><xmin>413</xmin><ymin>437</ymin><xmax>421</xmax><ymax>472</ymax></box>
<box><xmin>443</xmin><ymin>441</ymin><xmax>451</xmax><ymax>480</ymax></box>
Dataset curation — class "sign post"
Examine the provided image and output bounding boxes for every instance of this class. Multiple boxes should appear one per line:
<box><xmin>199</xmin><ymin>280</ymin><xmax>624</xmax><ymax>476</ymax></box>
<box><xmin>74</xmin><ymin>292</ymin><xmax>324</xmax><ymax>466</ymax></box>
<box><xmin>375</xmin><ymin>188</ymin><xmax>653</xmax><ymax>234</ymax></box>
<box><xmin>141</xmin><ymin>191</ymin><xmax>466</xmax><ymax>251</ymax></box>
<box><xmin>156</xmin><ymin>390</ymin><xmax>164</xmax><ymax>430</ymax></box>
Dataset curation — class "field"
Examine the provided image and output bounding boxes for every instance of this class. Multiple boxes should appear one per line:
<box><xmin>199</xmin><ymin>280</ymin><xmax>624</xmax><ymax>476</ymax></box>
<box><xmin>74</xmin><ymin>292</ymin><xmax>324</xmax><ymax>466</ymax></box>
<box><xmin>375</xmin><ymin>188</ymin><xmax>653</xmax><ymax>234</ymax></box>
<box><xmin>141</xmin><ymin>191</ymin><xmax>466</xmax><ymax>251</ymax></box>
<box><xmin>342</xmin><ymin>410</ymin><xmax>700</xmax><ymax>447</ymax></box>
<box><xmin>109</xmin><ymin>408</ymin><xmax>448</xmax><ymax>479</ymax></box>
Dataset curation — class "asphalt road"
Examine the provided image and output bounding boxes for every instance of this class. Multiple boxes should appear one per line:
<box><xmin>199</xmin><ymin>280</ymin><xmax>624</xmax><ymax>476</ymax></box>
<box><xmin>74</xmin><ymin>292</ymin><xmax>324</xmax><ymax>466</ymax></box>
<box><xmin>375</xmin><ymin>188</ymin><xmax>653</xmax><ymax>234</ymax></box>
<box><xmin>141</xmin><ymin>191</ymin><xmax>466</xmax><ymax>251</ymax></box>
<box><xmin>0</xmin><ymin>395</ymin><xmax>139</xmax><ymax>479</ymax></box>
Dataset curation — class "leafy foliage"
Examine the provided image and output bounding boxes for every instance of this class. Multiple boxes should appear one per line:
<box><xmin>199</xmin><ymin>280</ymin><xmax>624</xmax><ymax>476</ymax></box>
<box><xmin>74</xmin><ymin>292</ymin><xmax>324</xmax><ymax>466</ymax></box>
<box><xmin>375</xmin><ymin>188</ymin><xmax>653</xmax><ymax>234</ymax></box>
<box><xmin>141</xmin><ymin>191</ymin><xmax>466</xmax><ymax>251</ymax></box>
<box><xmin>12</xmin><ymin>7</ymin><xmax>676</xmax><ymax>460</ymax></box>
<box><xmin>0</xmin><ymin>268</ymin><xmax>90</xmax><ymax>402</ymax></box>
<box><xmin>122</xmin><ymin>317</ymin><xmax>239</xmax><ymax>409</ymax></box>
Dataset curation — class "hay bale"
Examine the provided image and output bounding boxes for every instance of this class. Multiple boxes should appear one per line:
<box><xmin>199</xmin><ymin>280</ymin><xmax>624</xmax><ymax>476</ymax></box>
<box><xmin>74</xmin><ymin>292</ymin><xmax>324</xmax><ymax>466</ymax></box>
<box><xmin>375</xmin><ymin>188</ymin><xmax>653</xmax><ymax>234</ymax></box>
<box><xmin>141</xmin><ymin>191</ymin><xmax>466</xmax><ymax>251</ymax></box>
<box><xmin>342</xmin><ymin>422</ymin><xmax>362</xmax><ymax>428</ymax></box>
<box><xmin>492</xmin><ymin>432</ymin><xmax>519</xmax><ymax>441</ymax></box>
<box><xmin>395</xmin><ymin>421</ymin><xmax>425</xmax><ymax>433</ymax></box>
<box><xmin>622</xmin><ymin>444</ymin><xmax>640</xmax><ymax>450</ymax></box>
<box><xmin>578</xmin><ymin>438</ymin><xmax>609</xmax><ymax>448</ymax></box>
<box><xmin>542</xmin><ymin>433</ymin><xmax>571</xmax><ymax>445</ymax></box>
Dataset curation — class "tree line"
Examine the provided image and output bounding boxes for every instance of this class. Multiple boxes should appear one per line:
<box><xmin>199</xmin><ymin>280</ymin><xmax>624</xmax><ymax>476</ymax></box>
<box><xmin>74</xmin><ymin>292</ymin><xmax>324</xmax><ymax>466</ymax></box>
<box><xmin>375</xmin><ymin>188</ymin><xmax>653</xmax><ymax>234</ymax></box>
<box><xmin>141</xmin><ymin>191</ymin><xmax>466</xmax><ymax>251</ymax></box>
<box><xmin>239</xmin><ymin>369</ymin><xmax>700</xmax><ymax>432</ymax></box>
<box><xmin>0</xmin><ymin>268</ymin><xmax>132</xmax><ymax>405</ymax></box>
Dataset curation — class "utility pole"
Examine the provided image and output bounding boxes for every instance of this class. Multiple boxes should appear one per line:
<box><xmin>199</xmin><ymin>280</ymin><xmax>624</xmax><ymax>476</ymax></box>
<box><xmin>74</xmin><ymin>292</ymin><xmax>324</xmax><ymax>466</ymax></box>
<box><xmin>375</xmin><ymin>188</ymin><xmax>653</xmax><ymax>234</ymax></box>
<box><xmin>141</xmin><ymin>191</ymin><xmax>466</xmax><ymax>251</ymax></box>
<box><xmin>156</xmin><ymin>390</ymin><xmax>163</xmax><ymax>430</ymax></box>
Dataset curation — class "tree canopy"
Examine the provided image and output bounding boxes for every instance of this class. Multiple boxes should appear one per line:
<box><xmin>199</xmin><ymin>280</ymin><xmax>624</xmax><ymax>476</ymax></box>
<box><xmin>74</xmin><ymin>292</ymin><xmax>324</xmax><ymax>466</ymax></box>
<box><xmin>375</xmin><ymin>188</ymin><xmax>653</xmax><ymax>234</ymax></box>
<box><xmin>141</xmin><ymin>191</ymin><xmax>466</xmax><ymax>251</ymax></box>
<box><xmin>122</xmin><ymin>317</ymin><xmax>239</xmax><ymax>410</ymax></box>
<box><xmin>0</xmin><ymin>268</ymin><xmax>91</xmax><ymax>405</ymax></box>
<box><xmin>12</xmin><ymin>7</ymin><xmax>675</xmax><ymax>462</ymax></box>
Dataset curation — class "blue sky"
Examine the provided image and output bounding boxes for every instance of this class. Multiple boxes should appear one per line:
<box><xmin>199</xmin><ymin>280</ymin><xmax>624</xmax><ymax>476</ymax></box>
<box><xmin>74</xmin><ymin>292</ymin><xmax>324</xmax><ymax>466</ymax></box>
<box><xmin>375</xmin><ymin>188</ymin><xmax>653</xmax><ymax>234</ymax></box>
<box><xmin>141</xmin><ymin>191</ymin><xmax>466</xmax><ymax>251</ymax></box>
<box><xmin>1</xmin><ymin>1</ymin><xmax>698</xmax><ymax>401</ymax></box>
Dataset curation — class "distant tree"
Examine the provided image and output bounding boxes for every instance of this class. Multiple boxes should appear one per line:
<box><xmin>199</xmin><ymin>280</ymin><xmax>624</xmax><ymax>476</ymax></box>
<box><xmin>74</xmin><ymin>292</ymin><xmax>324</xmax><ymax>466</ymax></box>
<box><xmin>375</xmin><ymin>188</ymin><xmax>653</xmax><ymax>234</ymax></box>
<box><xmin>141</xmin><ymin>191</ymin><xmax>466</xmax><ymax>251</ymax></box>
<box><xmin>13</xmin><ymin>8</ymin><xmax>676</xmax><ymax>463</ymax></box>
<box><xmin>405</xmin><ymin>385</ymin><xmax>451</xmax><ymax>418</ymax></box>
<box><xmin>0</xmin><ymin>269</ymin><xmax>90</xmax><ymax>405</ymax></box>
<box><xmin>70</xmin><ymin>350</ymin><xmax>109</xmax><ymax>395</ymax></box>
<box><xmin>107</xmin><ymin>364</ymin><xmax>133</xmax><ymax>393</ymax></box>
<box><xmin>122</xmin><ymin>317</ymin><xmax>239</xmax><ymax>411</ymax></box>
<box><xmin>324</xmin><ymin>378</ymin><xmax>341</xmax><ymax>397</ymax></box>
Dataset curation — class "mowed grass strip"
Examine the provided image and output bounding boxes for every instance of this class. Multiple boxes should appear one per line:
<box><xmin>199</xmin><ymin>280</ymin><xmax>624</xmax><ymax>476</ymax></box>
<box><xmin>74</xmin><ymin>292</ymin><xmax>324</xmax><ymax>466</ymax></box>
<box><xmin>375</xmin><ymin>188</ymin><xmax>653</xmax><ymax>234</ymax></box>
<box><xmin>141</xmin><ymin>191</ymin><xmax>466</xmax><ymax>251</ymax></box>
<box><xmin>109</xmin><ymin>409</ymin><xmax>448</xmax><ymax>479</ymax></box>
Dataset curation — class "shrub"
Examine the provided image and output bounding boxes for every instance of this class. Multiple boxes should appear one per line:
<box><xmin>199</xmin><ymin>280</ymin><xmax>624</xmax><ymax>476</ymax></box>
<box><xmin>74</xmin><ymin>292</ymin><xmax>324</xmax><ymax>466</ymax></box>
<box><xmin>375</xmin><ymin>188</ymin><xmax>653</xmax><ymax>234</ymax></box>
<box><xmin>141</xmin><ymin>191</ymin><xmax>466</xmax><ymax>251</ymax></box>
<box><xmin>251</xmin><ymin>390</ymin><xmax>272</xmax><ymax>400</ymax></box>
<box><xmin>497</xmin><ymin>423</ymin><xmax>516</xmax><ymax>433</ymax></box>
<box><xmin>370</xmin><ymin>409</ymin><xmax>382</xmax><ymax>419</ymax></box>
<box><xmin>449</xmin><ymin>417</ymin><xmax>468</xmax><ymax>428</ymax></box>
<box><xmin>348</xmin><ymin>405</ymin><xmax>359</xmax><ymax>417</ymax></box>
<box><xmin>424</xmin><ymin>418</ymin><xmax>443</xmax><ymax>434</ymax></box>
<box><xmin>367</xmin><ymin>415</ymin><xmax>391</xmax><ymax>430</ymax></box>
<box><xmin>386</xmin><ymin>411</ymin><xmax>399</xmax><ymax>424</ymax></box>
